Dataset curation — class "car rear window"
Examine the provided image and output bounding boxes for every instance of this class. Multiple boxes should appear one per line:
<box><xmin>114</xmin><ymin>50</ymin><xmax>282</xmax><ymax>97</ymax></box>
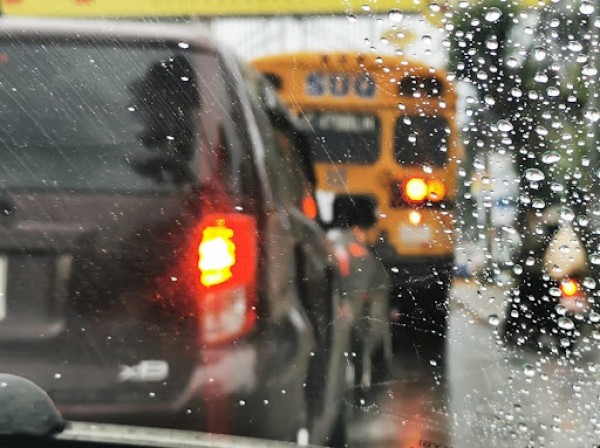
<box><xmin>302</xmin><ymin>112</ymin><xmax>380</xmax><ymax>164</ymax></box>
<box><xmin>394</xmin><ymin>116</ymin><xmax>450</xmax><ymax>166</ymax></box>
<box><xmin>0</xmin><ymin>41</ymin><xmax>200</xmax><ymax>192</ymax></box>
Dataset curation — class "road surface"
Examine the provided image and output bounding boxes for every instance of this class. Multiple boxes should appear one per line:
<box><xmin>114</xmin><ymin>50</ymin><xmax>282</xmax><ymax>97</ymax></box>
<box><xmin>348</xmin><ymin>279</ymin><xmax>600</xmax><ymax>447</ymax></box>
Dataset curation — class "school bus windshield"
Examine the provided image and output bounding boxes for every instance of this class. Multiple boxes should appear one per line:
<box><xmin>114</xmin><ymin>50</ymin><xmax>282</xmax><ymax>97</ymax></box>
<box><xmin>302</xmin><ymin>112</ymin><xmax>381</xmax><ymax>164</ymax></box>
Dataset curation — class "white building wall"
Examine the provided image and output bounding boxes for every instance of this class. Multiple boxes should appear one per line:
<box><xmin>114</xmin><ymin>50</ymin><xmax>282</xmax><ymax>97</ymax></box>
<box><xmin>208</xmin><ymin>14</ymin><xmax>446</xmax><ymax>68</ymax></box>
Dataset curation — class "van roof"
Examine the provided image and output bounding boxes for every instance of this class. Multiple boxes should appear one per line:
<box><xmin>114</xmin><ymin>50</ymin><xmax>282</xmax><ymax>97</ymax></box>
<box><xmin>0</xmin><ymin>17</ymin><xmax>219</xmax><ymax>53</ymax></box>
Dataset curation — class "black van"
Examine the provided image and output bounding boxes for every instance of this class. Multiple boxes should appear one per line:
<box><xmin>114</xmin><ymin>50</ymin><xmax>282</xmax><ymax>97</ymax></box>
<box><xmin>0</xmin><ymin>18</ymin><xmax>352</xmax><ymax>446</ymax></box>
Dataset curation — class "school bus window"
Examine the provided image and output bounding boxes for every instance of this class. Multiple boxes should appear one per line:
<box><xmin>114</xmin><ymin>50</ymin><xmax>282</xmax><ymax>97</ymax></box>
<box><xmin>302</xmin><ymin>112</ymin><xmax>380</xmax><ymax>164</ymax></box>
<box><xmin>394</xmin><ymin>116</ymin><xmax>449</xmax><ymax>167</ymax></box>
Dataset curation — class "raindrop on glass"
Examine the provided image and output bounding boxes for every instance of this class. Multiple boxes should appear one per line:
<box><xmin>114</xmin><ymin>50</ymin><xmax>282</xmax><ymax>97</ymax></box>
<box><xmin>558</xmin><ymin>317</ymin><xmax>575</xmax><ymax>330</ymax></box>
<box><xmin>389</xmin><ymin>9</ymin><xmax>403</xmax><ymax>22</ymax></box>
<box><xmin>497</xmin><ymin>119</ymin><xmax>513</xmax><ymax>132</ymax></box>
<box><xmin>541</xmin><ymin>151</ymin><xmax>560</xmax><ymax>164</ymax></box>
<box><xmin>534</xmin><ymin>47</ymin><xmax>546</xmax><ymax>61</ymax></box>
<box><xmin>524</xmin><ymin>168</ymin><xmax>545</xmax><ymax>182</ymax></box>
<box><xmin>484</xmin><ymin>7</ymin><xmax>502</xmax><ymax>22</ymax></box>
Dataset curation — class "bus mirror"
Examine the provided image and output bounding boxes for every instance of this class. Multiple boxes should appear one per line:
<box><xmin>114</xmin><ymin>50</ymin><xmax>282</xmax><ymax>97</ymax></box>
<box><xmin>331</xmin><ymin>195</ymin><xmax>377</xmax><ymax>229</ymax></box>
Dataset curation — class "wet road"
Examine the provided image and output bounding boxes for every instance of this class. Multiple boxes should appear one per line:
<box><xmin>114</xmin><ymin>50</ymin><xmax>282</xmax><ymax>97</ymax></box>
<box><xmin>348</xmin><ymin>280</ymin><xmax>600</xmax><ymax>448</ymax></box>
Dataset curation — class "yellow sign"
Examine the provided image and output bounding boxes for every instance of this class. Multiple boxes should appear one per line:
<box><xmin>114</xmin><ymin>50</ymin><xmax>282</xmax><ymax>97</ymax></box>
<box><xmin>0</xmin><ymin>0</ymin><xmax>546</xmax><ymax>17</ymax></box>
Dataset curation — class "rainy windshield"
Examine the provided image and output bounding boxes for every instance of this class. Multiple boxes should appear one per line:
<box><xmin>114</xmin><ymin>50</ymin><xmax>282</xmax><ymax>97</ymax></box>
<box><xmin>0</xmin><ymin>42</ymin><xmax>199</xmax><ymax>191</ymax></box>
<box><xmin>394</xmin><ymin>116</ymin><xmax>450</xmax><ymax>166</ymax></box>
<box><xmin>2</xmin><ymin>1</ymin><xmax>600</xmax><ymax>448</ymax></box>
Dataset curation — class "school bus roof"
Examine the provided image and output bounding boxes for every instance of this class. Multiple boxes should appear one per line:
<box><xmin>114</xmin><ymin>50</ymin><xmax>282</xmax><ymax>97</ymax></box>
<box><xmin>251</xmin><ymin>52</ymin><xmax>457</xmax><ymax>109</ymax></box>
<box><xmin>253</xmin><ymin>52</ymin><xmax>449</xmax><ymax>78</ymax></box>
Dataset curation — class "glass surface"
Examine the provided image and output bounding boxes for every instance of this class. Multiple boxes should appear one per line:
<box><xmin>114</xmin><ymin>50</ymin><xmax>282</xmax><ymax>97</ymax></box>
<box><xmin>394</xmin><ymin>116</ymin><xmax>449</xmax><ymax>166</ymax></box>
<box><xmin>0</xmin><ymin>42</ymin><xmax>199</xmax><ymax>191</ymax></box>
<box><xmin>302</xmin><ymin>111</ymin><xmax>380</xmax><ymax>164</ymax></box>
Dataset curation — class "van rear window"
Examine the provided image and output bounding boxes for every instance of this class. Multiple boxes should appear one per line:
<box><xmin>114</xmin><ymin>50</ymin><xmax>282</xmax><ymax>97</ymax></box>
<box><xmin>302</xmin><ymin>112</ymin><xmax>380</xmax><ymax>164</ymax></box>
<box><xmin>0</xmin><ymin>41</ymin><xmax>200</xmax><ymax>192</ymax></box>
<box><xmin>394</xmin><ymin>116</ymin><xmax>450</xmax><ymax>166</ymax></box>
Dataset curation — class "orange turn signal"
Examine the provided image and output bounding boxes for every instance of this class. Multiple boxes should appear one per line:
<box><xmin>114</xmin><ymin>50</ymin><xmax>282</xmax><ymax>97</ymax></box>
<box><xmin>427</xmin><ymin>180</ymin><xmax>446</xmax><ymax>201</ymax></box>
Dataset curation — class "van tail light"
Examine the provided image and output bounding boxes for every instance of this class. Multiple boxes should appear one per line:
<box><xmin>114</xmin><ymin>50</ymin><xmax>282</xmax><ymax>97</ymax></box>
<box><xmin>196</xmin><ymin>213</ymin><xmax>258</xmax><ymax>346</ymax></box>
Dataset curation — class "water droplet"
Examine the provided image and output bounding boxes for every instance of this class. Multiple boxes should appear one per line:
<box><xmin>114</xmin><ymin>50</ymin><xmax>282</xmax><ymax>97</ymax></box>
<box><xmin>346</xmin><ymin>13</ymin><xmax>357</xmax><ymax>22</ymax></box>
<box><xmin>551</xmin><ymin>182</ymin><xmax>564</xmax><ymax>192</ymax></box>
<box><xmin>488</xmin><ymin>314</ymin><xmax>500</xmax><ymax>326</ymax></box>
<box><xmin>558</xmin><ymin>316</ymin><xmax>575</xmax><ymax>330</ymax></box>
<box><xmin>581</xmin><ymin>1</ymin><xmax>594</xmax><ymax>15</ymax></box>
<box><xmin>542</xmin><ymin>151</ymin><xmax>561</xmax><ymax>164</ymax></box>
<box><xmin>429</xmin><ymin>359</ymin><xmax>438</xmax><ymax>366</ymax></box>
<box><xmin>583</xmin><ymin>65</ymin><xmax>598</xmax><ymax>77</ymax></box>
<box><xmin>583</xmin><ymin>277</ymin><xmax>597</xmax><ymax>289</ymax></box>
<box><xmin>484</xmin><ymin>7</ymin><xmax>502</xmax><ymax>22</ymax></box>
<box><xmin>535</xmin><ymin>125</ymin><xmax>548</xmax><ymax>136</ymax></box>
<box><xmin>590</xmin><ymin>312</ymin><xmax>600</xmax><ymax>323</ymax></box>
<box><xmin>506</xmin><ymin>57</ymin><xmax>518</xmax><ymax>68</ymax></box>
<box><xmin>560</xmin><ymin>207</ymin><xmax>574</xmax><ymax>221</ymax></box>
<box><xmin>497</xmin><ymin>119</ymin><xmax>513</xmax><ymax>132</ymax></box>
<box><xmin>484</xmin><ymin>95</ymin><xmax>496</xmax><ymax>106</ymax></box>
<box><xmin>586</xmin><ymin>108</ymin><xmax>600</xmax><ymax>122</ymax></box>
<box><xmin>513</xmin><ymin>264</ymin><xmax>523</xmax><ymax>275</ymax></box>
<box><xmin>591</xmin><ymin>254</ymin><xmax>600</xmax><ymax>265</ymax></box>
<box><xmin>547</xmin><ymin>86</ymin><xmax>560</xmax><ymax>97</ymax></box>
<box><xmin>486</xmin><ymin>38</ymin><xmax>498</xmax><ymax>50</ymax></box>
<box><xmin>534</xmin><ymin>47</ymin><xmax>547</xmax><ymax>61</ymax></box>
<box><xmin>568</xmin><ymin>41</ymin><xmax>583</xmax><ymax>52</ymax></box>
<box><xmin>389</xmin><ymin>9</ymin><xmax>403</xmax><ymax>22</ymax></box>
<box><xmin>532</xmin><ymin>199</ymin><xmax>545</xmax><ymax>209</ymax></box>
<box><xmin>361</xmin><ymin>4</ymin><xmax>371</xmax><ymax>12</ymax></box>
<box><xmin>239</xmin><ymin>400</ymin><xmax>246</xmax><ymax>406</ymax></box>
<box><xmin>525</xmin><ymin>168</ymin><xmax>545</xmax><ymax>182</ymax></box>
<box><xmin>177</xmin><ymin>41</ymin><xmax>190</xmax><ymax>49</ymax></box>
<box><xmin>149</xmin><ymin>392</ymin><xmax>156</xmax><ymax>398</ymax></box>
<box><xmin>550</xmin><ymin>287</ymin><xmax>562</xmax><ymax>297</ymax></box>
<box><xmin>54</xmin><ymin>373</ymin><xmax>62</xmax><ymax>379</ymax></box>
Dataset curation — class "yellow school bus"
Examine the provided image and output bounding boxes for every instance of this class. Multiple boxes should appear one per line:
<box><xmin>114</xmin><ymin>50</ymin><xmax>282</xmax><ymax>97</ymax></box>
<box><xmin>252</xmin><ymin>53</ymin><xmax>461</xmax><ymax>330</ymax></box>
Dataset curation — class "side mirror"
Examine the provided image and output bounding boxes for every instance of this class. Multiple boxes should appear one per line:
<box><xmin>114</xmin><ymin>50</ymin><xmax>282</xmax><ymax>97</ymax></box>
<box><xmin>330</xmin><ymin>195</ymin><xmax>377</xmax><ymax>229</ymax></box>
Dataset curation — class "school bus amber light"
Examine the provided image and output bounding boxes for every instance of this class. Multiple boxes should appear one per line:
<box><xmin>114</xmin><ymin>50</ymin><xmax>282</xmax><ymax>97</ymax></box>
<box><xmin>427</xmin><ymin>179</ymin><xmax>446</xmax><ymax>201</ymax></box>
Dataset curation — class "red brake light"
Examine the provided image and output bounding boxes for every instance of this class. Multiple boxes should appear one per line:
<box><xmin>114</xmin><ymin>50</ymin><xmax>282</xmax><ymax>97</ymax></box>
<box><xmin>404</xmin><ymin>178</ymin><xmax>428</xmax><ymax>202</ymax></box>
<box><xmin>560</xmin><ymin>279</ymin><xmax>579</xmax><ymax>297</ymax></box>
<box><xmin>198</xmin><ymin>221</ymin><xmax>236</xmax><ymax>287</ymax></box>
<box><xmin>302</xmin><ymin>195</ymin><xmax>318</xmax><ymax>220</ymax></box>
<box><xmin>196</xmin><ymin>213</ymin><xmax>258</xmax><ymax>345</ymax></box>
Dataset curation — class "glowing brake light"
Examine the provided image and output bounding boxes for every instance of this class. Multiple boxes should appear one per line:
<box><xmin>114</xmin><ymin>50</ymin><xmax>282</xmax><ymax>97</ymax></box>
<box><xmin>402</xmin><ymin>178</ymin><xmax>446</xmax><ymax>205</ymax></box>
<box><xmin>404</xmin><ymin>178</ymin><xmax>428</xmax><ymax>202</ymax></box>
<box><xmin>198</xmin><ymin>222</ymin><xmax>236</xmax><ymax>287</ymax></box>
<box><xmin>559</xmin><ymin>279</ymin><xmax>579</xmax><ymax>297</ymax></box>
<box><xmin>302</xmin><ymin>194</ymin><xmax>318</xmax><ymax>220</ymax></box>
<box><xmin>195</xmin><ymin>214</ymin><xmax>258</xmax><ymax>345</ymax></box>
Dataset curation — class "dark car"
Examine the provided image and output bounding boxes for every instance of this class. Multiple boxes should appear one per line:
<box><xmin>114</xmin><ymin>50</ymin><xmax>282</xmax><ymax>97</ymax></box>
<box><xmin>253</xmin><ymin>75</ymin><xmax>392</xmax><ymax>399</ymax></box>
<box><xmin>502</xmin><ymin>203</ymin><xmax>600</xmax><ymax>350</ymax></box>
<box><xmin>0</xmin><ymin>18</ymin><xmax>352</xmax><ymax>446</ymax></box>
